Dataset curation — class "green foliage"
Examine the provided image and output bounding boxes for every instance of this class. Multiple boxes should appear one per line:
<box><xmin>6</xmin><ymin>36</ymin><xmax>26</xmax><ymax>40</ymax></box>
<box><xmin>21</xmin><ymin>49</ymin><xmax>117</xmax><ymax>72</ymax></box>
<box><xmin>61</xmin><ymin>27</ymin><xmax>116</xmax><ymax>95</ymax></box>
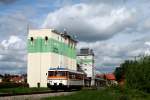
<box><xmin>43</xmin><ymin>89</ymin><xmax>119</xmax><ymax>100</ymax></box>
<box><xmin>115</xmin><ymin>56</ymin><xmax>150</xmax><ymax>93</ymax></box>
<box><xmin>0</xmin><ymin>87</ymin><xmax>50</xmax><ymax>94</ymax></box>
<box><xmin>42</xmin><ymin>87</ymin><xmax>150</xmax><ymax>100</ymax></box>
<box><xmin>0</xmin><ymin>82</ymin><xmax>29</xmax><ymax>88</ymax></box>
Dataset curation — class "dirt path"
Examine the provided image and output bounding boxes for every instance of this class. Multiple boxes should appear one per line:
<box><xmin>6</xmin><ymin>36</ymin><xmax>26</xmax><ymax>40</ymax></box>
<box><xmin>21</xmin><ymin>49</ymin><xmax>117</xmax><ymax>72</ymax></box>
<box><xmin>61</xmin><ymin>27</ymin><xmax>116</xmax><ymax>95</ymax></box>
<box><xmin>0</xmin><ymin>91</ymin><xmax>75</xmax><ymax>100</ymax></box>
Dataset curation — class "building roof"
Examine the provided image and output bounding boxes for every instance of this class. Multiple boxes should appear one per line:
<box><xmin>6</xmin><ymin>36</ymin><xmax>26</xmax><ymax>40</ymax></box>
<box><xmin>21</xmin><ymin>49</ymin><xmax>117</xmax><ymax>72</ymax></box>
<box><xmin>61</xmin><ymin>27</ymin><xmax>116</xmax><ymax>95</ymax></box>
<box><xmin>61</xmin><ymin>32</ymin><xmax>78</xmax><ymax>43</ymax></box>
<box><xmin>104</xmin><ymin>73</ymin><xmax>116</xmax><ymax>80</ymax></box>
<box><xmin>10</xmin><ymin>76</ymin><xmax>23</xmax><ymax>82</ymax></box>
<box><xmin>29</xmin><ymin>28</ymin><xmax>77</xmax><ymax>43</ymax></box>
<box><xmin>77</xmin><ymin>48</ymin><xmax>94</xmax><ymax>56</ymax></box>
<box><xmin>96</xmin><ymin>74</ymin><xmax>104</xmax><ymax>79</ymax></box>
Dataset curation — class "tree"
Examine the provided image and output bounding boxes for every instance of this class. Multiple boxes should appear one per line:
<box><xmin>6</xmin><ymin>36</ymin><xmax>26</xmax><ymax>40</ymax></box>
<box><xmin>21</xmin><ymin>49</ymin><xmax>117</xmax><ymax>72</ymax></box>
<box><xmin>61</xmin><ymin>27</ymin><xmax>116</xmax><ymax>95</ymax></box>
<box><xmin>115</xmin><ymin>56</ymin><xmax>150</xmax><ymax>93</ymax></box>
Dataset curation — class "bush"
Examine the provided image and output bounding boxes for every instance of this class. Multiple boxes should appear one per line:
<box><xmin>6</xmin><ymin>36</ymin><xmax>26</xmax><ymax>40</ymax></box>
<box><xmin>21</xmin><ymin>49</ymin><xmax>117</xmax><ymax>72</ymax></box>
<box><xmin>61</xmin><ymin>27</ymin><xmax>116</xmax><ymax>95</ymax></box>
<box><xmin>115</xmin><ymin>56</ymin><xmax>150</xmax><ymax>93</ymax></box>
<box><xmin>0</xmin><ymin>82</ymin><xmax>29</xmax><ymax>88</ymax></box>
<box><xmin>140</xmin><ymin>84</ymin><xmax>150</xmax><ymax>93</ymax></box>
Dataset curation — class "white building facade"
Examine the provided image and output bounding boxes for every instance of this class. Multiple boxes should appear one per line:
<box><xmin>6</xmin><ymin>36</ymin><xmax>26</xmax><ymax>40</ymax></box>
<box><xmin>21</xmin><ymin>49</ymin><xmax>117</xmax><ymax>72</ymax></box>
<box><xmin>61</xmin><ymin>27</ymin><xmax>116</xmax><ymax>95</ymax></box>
<box><xmin>77</xmin><ymin>48</ymin><xmax>95</xmax><ymax>86</ymax></box>
<box><xmin>27</xmin><ymin>29</ymin><xmax>77</xmax><ymax>87</ymax></box>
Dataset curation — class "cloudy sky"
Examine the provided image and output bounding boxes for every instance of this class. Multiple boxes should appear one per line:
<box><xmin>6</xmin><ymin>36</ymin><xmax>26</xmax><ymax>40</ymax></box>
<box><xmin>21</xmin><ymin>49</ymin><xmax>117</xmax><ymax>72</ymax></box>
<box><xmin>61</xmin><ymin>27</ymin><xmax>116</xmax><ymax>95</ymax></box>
<box><xmin>0</xmin><ymin>0</ymin><xmax>150</xmax><ymax>74</ymax></box>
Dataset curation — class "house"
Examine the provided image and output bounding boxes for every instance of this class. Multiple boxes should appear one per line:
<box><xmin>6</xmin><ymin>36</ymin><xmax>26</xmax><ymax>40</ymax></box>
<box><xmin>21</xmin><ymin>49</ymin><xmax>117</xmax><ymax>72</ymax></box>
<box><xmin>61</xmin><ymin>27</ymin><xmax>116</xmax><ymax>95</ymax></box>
<box><xmin>104</xmin><ymin>73</ymin><xmax>118</xmax><ymax>86</ymax></box>
<box><xmin>10</xmin><ymin>76</ymin><xmax>25</xmax><ymax>83</ymax></box>
<box><xmin>0</xmin><ymin>74</ymin><xmax>3</xmax><ymax>83</ymax></box>
<box><xmin>96</xmin><ymin>74</ymin><xmax>104</xmax><ymax>79</ymax></box>
<box><xmin>0</xmin><ymin>76</ymin><xmax>2</xmax><ymax>83</ymax></box>
<box><xmin>95</xmin><ymin>74</ymin><xmax>107</xmax><ymax>87</ymax></box>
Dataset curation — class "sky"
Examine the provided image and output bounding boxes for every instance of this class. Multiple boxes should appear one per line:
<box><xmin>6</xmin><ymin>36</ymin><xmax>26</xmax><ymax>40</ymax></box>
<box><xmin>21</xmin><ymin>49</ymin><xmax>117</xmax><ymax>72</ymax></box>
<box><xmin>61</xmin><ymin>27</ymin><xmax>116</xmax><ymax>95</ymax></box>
<box><xmin>0</xmin><ymin>0</ymin><xmax>150</xmax><ymax>74</ymax></box>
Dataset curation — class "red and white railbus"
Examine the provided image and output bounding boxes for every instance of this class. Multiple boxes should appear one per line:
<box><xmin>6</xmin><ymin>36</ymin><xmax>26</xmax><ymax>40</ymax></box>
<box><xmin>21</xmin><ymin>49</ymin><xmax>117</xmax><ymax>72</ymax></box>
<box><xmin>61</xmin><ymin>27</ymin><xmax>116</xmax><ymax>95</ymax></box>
<box><xmin>47</xmin><ymin>68</ymin><xmax>84</xmax><ymax>90</ymax></box>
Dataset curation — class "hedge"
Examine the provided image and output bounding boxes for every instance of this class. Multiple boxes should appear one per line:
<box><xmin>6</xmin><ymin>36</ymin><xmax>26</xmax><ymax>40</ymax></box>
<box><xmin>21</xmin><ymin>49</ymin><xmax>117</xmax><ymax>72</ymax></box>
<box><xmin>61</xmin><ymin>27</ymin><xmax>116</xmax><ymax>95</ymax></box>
<box><xmin>0</xmin><ymin>82</ymin><xmax>29</xmax><ymax>88</ymax></box>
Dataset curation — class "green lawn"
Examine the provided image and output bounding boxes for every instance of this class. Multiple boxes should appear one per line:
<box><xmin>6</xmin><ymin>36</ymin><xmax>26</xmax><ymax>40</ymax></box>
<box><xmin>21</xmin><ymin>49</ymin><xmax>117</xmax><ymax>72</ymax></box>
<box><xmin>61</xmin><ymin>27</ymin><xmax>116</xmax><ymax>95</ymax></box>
<box><xmin>0</xmin><ymin>87</ymin><xmax>50</xmax><ymax>95</ymax></box>
<box><xmin>42</xmin><ymin>87</ymin><xmax>150</xmax><ymax>100</ymax></box>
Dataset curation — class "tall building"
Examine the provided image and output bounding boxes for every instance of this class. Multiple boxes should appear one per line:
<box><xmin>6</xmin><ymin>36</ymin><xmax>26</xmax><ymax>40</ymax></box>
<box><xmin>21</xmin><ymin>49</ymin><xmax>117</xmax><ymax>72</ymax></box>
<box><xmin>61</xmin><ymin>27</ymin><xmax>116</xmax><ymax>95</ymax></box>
<box><xmin>77</xmin><ymin>48</ymin><xmax>95</xmax><ymax>86</ymax></box>
<box><xmin>27</xmin><ymin>29</ymin><xmax>77</xmax><ymax>87</ymax></box>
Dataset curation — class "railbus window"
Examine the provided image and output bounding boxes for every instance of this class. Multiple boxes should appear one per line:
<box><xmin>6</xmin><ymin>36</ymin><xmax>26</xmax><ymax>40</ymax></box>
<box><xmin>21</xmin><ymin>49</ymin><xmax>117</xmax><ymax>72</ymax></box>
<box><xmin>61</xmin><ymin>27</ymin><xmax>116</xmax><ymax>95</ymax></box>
<box><xmin>48</xmin><ymin>71</ymin><xmax>54</xmax><ymax>76</ymax></box>
<box><xmin>54</xmin><ymin>71</ymin><xmax>66</xmax><ymax>76</ymax></box>
<box><xmin>76</xmin><ymin>74</ymin><xmax>83</xmax><ymax>79</ymax></box>
<box><xmin>69</xmin><ymin>72</ymin><xmax>76</xmax><ymax>79</ymax></box>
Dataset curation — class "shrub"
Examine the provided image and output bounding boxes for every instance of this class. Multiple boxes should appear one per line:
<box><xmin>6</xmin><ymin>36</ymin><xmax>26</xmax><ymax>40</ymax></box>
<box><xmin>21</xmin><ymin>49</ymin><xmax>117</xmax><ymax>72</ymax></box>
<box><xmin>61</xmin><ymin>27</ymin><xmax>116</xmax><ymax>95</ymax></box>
<box><xmin>115</xmin><ymin>56</ymin><xmax>150</xmax><ymax>93</ymax></box>
<box><xmin>0</xmin><ymin>82</ymin><xmax>29</xmax><ymax>88</ymax></box>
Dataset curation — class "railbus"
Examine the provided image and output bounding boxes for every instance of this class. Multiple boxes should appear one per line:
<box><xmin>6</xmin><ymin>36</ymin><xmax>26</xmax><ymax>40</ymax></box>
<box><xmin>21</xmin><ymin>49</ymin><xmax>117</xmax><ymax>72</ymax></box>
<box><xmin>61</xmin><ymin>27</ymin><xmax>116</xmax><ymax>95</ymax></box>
<box><xmin>47</xmin><ymin>68</ymin><xmax>85</xmax><ymax>90</ymax></box>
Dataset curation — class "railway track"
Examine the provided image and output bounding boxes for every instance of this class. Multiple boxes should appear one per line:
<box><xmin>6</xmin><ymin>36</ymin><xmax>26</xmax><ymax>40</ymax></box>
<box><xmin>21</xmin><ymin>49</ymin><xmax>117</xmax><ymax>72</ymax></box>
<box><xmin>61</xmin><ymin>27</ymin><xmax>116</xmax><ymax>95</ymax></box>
<box><xmin>0</xmin><ymin>90</ymin><xmax>52</xmax><ymax>97</ymax></box>
<box><xmin>0</xmin><ymin>87</ymin><xmax>93</xmax><ymax>100</ymax></box>
<box><xmin>0</xmin><ymin>89</ymin><xmax>75</xmax><ymax>97</ymax></box>
<box><xmin>0</xmin><ymin>91</ymin><xmax>75</xmax><ymax>100</ymax></box>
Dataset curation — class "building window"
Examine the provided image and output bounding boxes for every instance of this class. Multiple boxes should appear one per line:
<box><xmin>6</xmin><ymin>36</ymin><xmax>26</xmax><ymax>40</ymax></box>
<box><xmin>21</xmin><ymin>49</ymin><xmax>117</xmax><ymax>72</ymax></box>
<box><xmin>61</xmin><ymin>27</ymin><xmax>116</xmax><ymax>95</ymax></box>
<box><xmin>30</xmin><ymin>37</ymin><xmax>34</xmax><ymax>41</ymax></box>
<box><xmin>30</xmin><ymin>37</ymin><xmax>34</xmax><ymax>45</ymax></box>
<box><xmin>45</xmin><ymin>36</ymin><xmax>48</xmax><ymax>41</ymax></box>
<box><xmin>53</xmin><ymin>47</ymin><xmax>59</xmax><ymax>53</ymax></box>
<box><xmin>45</xmin><ymin>36</ymin><xmax>48</xmax><ymax>45</ymax></box>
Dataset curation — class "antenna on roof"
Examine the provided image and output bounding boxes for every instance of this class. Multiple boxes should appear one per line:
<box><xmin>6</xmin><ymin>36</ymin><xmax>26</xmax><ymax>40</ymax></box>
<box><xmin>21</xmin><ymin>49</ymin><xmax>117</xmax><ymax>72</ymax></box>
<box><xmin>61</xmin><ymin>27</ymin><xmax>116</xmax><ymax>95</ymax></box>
<box><xmin>63</xmin><ymin>28</ymin><xmax>67</xmax><ymax>34</ymax></box>
<box><xmin>73</xmin><ymin>35</ymin><xmax>77</xmax><ymax>39</ymax></box>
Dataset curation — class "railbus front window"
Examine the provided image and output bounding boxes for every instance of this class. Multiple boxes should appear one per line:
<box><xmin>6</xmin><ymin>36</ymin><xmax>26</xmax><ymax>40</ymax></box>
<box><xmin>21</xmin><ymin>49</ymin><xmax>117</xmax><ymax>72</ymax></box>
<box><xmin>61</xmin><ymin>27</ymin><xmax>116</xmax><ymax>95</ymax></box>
<box><xmin>48</xmin><ymin>71</ymin><xmax>54</xmax><ymax>77</ymax></box>
<box><xmin>55</xmin><ymin>71</ymin><xmax>67</xmax><ymax>76</ymax></box>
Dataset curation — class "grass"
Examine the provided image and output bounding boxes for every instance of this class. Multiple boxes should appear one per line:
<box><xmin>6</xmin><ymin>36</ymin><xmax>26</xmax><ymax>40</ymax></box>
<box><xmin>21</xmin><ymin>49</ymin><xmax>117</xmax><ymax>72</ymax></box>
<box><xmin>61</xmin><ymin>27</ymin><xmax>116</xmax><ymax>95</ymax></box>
<box><xmin>0</xmin><ymin>87</ymin><xmax>50</xmax><ymax>95</ymax></box>
<box><xmin>42</xmin><ymin>87</ymin><xmax>150</xmax><ymax>100</ymax></box>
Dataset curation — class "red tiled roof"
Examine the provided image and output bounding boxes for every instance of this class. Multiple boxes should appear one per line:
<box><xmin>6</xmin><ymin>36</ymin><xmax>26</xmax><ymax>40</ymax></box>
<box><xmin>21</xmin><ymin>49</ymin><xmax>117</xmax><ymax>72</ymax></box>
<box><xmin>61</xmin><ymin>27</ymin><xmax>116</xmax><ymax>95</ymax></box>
<box><xmin>10</xmin><ymin>77</ymin><xmax>23</xmax><ymax>82</ymax></box>
<box><xmin>104</xmin><ymin>73</ymin><xmax>116</xmax><ymax>80</ymax></box>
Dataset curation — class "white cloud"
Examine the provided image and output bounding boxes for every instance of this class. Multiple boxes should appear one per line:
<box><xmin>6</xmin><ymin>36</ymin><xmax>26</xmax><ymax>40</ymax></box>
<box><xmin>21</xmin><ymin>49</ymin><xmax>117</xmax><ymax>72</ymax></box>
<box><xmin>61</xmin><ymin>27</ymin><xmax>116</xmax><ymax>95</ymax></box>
<box><xmin>42</xmin><ymin>3</ymin><xmax>137</xmax><ymax>41</ymax></box>
<box><xmin>145</xmin><ymin>41</ymin><xmax>150</xmax><ymax>46</ymax></box>
<box><xmin>1</xmin><ymin>35</ymin><xmax>26</xmax><ymax>50</ymax></box>
<box><xmin>78</xmin><ymin>41</ymin><xmax>124</xmax><ymax>70</ymax></box>
<box><xmin>77</xmin><ymin>38</ymin><xmax>150</xmax><ymax>72</ymax></box>
<box><xmin>1</xmin><ymin>35</ymin><xmax>22</xmax><ymax>49</ymax></box>
<box><xmin>0</xmin><ymin>36</ymin><xmax>26</xmax><ymax>74</ymax></box>
<box><xmin>144</xmin><ymin>41</ymin><xmax>150</xmax><ymax>55</ymax></box>
<box><xmin>0</xmin><ymin>0</ymin><xmax>150</xmax><ymax>74</ymax></box>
